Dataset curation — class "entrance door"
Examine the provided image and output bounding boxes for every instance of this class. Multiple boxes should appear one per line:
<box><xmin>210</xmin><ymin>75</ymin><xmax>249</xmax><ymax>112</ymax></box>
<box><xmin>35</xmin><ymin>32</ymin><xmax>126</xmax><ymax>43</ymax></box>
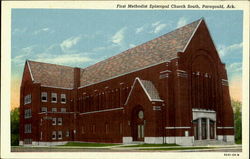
<box><xmin>137</xmin><ymin>124</ymin><xmax>144</xmax><ymax>141</ymax></box>
<box><xmin>201</xmin><ymin>118</ymin><xmax>207</xmax><ymax>139</ymax></box>
<box><xmin>132</xmin><ymin>109</ymin><xmax>145</xmax><ymax>141</ymax></box>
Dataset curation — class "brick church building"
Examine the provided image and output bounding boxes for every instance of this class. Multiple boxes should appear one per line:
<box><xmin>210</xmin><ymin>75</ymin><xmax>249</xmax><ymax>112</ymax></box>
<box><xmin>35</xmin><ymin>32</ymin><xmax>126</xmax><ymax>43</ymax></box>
<box><xmin>19</xmin><ymin>18</ymin><xmax>234</xmax><ymax>146</ymax></box>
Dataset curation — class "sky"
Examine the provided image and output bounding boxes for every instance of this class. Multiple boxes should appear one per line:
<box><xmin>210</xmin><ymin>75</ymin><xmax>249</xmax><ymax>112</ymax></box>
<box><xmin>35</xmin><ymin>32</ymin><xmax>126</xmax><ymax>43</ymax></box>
<box><xmin>11</xmin><ymin>9</ymin><xmax>243</xmax><ymax>109</ymax></box>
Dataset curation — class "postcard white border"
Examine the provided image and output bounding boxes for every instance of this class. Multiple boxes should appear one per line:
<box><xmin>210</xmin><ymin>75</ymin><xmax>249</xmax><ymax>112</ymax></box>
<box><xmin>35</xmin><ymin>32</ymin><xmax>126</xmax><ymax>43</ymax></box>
<box><xmin>1</xmin><ymin>1</ymin><xmax>249</xmax><ymax>159</ymax></box>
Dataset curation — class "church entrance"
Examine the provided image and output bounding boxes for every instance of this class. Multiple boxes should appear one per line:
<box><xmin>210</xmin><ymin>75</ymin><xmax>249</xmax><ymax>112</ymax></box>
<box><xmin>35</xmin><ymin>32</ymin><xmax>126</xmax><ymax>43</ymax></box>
<box><xmin>131</xmin><ymin>107</ymin><xmax>145</xmax><ymax>141</ymax></box>
<box><xmin>193</xmin><ymin>118</ymin><xmax>216</xmax><ymax>140</ymax></box>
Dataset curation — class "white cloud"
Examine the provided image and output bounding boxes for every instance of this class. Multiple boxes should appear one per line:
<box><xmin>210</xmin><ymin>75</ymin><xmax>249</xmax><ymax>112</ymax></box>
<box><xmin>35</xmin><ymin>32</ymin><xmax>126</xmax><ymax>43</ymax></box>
<box><xmin>60</xmin><ymin>36</ymin><xmax>81</xmax><ymax>52</ymax></box>
<box><xmin>176</xmin><ymin>17</ymin><xmax>188</xmax><ymax>28</ymax></box>
<box><xmin>152</xmin><ymin>21</ymin><xmax>161</xmax><ymax>27</ymax></box>
<box><xmin>135</xmin><ymin>26</ymin><xmax>144</xmax><ymax>34</ymax></box>
<box><xmin>33</xmin><ymin>27</ymin><xmax>52</xmax><ymax>35</ymax></box>
<box><xmin>12</xmin><ymin>46</ymin><xmax>35</xmax><ymax>64</ymax></box>
<box><xmin>151</xmin><ymin>21</ymin><xmax>167</xmax><ymax>34</ymax></box>
<box><xmin>34</xmin><ymin>53</ymin><xmax>93</xmax><ymax>65</ymax></box>
<box><xmin>153</xmin><ymin>24</ymin><xmax>167</xmax><ymax>34</ymax></box>
<box><xmin>111</xmin><ymin>27</ymin><xmax>126</xmax><ymax>45</ymax></box>
<box><xmin>218</xmin><ymin>42</ymin><xmax>243</xmax><ymax>57</ymax></box>
<box><xmin>12</xmin><ymin>28</ymin><xmax>27</xmax><ymax>34</ymax></box>
<box><xmin>129</xmin><ymin>44</ymin><xmax>136</xmax><ymax>48</ymax></box>
<box><xmin>227</xmin><ymin>62</ymin><xmax>242</xmax><ymax>73</ymax></box>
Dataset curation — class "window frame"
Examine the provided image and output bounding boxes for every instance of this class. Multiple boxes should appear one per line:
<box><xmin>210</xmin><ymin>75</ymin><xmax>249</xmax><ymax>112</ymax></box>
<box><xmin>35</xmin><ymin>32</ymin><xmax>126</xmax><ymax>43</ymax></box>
<box><xmin>58</xmin><ymin>118</ymin><xmax>62</xmax><ymax>125</ymax></box>
<box><xmin>58</xmin><ymin>131</ymin><xmax>62</xmax><ymax>140</ymax></box>
<box><xmin>61</xmin><ymin>94</ymin><xmax>66</xmax><ymax>104</ymax></box>
<box><xmin>24</xmin><ymin>109</ymin><xmax>32</xmax><ymax>119</ymax></box>
<box><xmin>52</xmin><ymin>131</ymin><xmax>56</xmax><ymax>140</ymax></box>
<box><xmin>41</xmin><ymin>107</ymin><xmax>47</xmax><ymax>113</ymax></box>
<box><xmin>51</xmin><ymin>93</ymin><xmax>57</xmax><ymax>103</ymax></box>
<box><xmin>41</xmin><ymin>92</ymin><xmax>48</xmax><ymax>102</ymax></box>
<box><xmin>52</xmin><ymin>108</ymin><xmax>57</xmax><ymax>112</ymax></box>
<box><xmin>24</xmin><ymin>94</ymin><xmax>32</xmax><ymax>105</ymax></box>
<box><xmin>52</xmin><ymin>118</ymin><xmax>57</xmax><ymax>125</ymax></box>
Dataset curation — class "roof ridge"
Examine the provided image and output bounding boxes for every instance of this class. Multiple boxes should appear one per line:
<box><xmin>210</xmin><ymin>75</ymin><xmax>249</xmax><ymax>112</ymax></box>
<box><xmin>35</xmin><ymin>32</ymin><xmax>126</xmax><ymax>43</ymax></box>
<box><xmin>27</xmin><ymin>60</ymin><xmax>78</xmax><ymax>69</ymax></box>
<box><xmin>82</xmin><ymin>18</ymin><xmax>202</xmax><ymax>71</ymax></box>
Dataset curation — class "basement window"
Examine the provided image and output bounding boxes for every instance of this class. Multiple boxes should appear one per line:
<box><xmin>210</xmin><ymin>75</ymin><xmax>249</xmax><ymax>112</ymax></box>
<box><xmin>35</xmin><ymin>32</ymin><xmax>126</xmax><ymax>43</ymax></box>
<box><xmin>41</xmin><ymin>92</ymin><xmax>47</xmax><ymax>102</ymax></box>
<box><xmin>66</xmin><ymin>130</ymin><xmax>70</xmax><ymax>137</ymax></box>
<box><xmin>52</xmin><ymin>131</ymin><xmax>56</xmax><ymax>140</ymax></box>
<box><xmin>61</xmin><ymin>94</ymin><xmax>66</xmax><ymax>103</ymax></box>
<box><xmin>58</xmin><ymin>131</ymin><xmax>62</xmax><ymax>139</ymax></box>
<box><xmin>51</xmin><ymin>93</ymin><xmax>57</xmax><ymax>103</ymax></box>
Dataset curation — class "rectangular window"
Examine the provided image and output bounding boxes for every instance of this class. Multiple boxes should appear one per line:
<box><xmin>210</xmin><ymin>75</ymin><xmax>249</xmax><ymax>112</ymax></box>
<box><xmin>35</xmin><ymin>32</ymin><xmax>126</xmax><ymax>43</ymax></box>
<box><xmin>61</xmin><ymin>108</ymin><xmax>66</xmax><ymax>112</ymax></box>
<box><xmin>52</xmin><ymin>108</ymin><xmax>57</xmax><ymax>112</ymax></box>
<box><xmin>58</xmin><ymin>131</ymin><xmax>62</xmax><ymax>139</ymax></box>
<box><xmin>24</xmin><ymin>139</ymin><xmax>32</xmax><ymax>144</ymax></box>
<box><xmin>41</xmin><ymin>92</ymin><xmax>47</xmax><ymax>102</ymax></box>
<box><xmin>41</xmin><ymin>107</ymin><xmax>47</xmax><ymax>112</ymax></box>
<box><xmin>24</xmin><ymin>124</ymin><xmax>32</xmax><ymax>133</ymax></box>
<box><xmin>52</xmin><ymin>118</ymin><xmax>56</xmax><ymax>125</ymax></box>
<box><xmin>61</xmin><ymin>94</ymin><xmax>66</xmax><ymax>103</ymax></box>
<box><xmin>66</xmin><ymin>130</ymin><xmax>70</xmax><ymax>137</ymax></box>
<box><xmin>58</xmin><ymin>118</ymin><xmax>62</xmax><ymax>125</ymax></box>
<box><xmin>52</xmin><ymin>131</ymin><xmax>56</xmax><ymax>140</ymax></box>
<box><xmin>24</xmin><ymin>94</ymin><xmax>32</xmax><ymax>105</ymax></box>
<box><xmin>51</xmin><ymin>93</ymin><xmax>57</xmax><ymax>103</ymax></box>
<box><xmin>24</xmin><ymin>109</ymin><xmax>32</xmax><ymax>119</ymax></box>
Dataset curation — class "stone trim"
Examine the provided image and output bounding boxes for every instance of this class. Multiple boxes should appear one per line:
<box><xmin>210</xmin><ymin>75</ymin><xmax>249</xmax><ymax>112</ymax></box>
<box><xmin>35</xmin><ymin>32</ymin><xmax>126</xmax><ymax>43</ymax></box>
<box><xmin>79</xmin><ymin>107</ymin><xmax>123</xmax><ymax>115</ymax></box>
<box><xmin>165</xmin><ymin>127</ymin><xmax>191</xmax><ymax>129</ymax></box>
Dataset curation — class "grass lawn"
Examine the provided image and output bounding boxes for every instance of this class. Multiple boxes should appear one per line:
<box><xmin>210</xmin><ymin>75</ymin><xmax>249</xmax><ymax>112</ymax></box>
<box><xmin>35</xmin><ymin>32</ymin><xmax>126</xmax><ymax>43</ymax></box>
<box><xmin>140</xmin><ymin>147</ymin><xmax>216</xmax><ymax>151</ymax></box>
<box><xmin>122</xmin><ymin>143</ymin><xmax>179</xmax><ymax>147</ymax></box>
<box><xmin>60</xmin><ymin>142</ymin><xmax>120</xmax><ymax>147</ymax></box>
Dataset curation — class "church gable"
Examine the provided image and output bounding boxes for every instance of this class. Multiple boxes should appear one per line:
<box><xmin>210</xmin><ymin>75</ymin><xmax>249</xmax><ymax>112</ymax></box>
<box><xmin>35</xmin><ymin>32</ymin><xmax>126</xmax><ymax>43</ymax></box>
<box><xmin>125</xmin><ymin>77</ymin><xmax>163</xmax><ymax>106</ymax></box>
<box><xmin>182</xmin><ymin>19</ymin><xmax>222</xmax><ymax>65</ymax></box>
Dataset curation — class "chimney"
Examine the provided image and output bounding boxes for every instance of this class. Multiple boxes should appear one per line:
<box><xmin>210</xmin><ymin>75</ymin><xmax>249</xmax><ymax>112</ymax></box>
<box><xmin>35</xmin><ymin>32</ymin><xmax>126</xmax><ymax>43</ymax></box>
<box><xmin>73</xmin><ymin>67</ymin><xmax>80</xmax><ymax>88</ymax></box>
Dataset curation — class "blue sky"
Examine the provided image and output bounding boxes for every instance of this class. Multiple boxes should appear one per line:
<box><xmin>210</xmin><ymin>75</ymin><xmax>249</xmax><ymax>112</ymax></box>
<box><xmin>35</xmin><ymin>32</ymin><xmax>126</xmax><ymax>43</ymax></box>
<box><xmin>11</xmin><ymin>9</ymin><xmax>243</xmax><ymax>108</ymax></box>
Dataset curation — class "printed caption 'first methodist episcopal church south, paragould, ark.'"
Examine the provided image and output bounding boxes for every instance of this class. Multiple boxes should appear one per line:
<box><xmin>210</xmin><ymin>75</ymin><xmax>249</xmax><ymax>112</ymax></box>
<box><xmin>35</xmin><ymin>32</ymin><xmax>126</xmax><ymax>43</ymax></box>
<box><xmin>19</xmin><ymin>18</ymin><xmax>235</xmax><ymax>146</ymax></box>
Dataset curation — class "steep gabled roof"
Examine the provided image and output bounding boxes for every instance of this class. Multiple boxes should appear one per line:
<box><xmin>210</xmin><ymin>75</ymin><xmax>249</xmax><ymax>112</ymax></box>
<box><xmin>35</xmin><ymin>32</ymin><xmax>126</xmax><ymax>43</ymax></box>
<box><xmin>27</xmin><ymin>60</ymin><xmax>75</xmax><ymax>88</ymax></box>
<box><xmin>125</xmin><ymin>77</ymin><xmax>163</xmax><ymax>105</ymax></box>
<box><xmin>80</xmin><ymin>19</ymin><xmax>202</xmax><ymax>86</ymax></box>
<box><xmin>26</xmin><ymin>19</ymin><xmax>202</xmax><ymax>88</ymax></box>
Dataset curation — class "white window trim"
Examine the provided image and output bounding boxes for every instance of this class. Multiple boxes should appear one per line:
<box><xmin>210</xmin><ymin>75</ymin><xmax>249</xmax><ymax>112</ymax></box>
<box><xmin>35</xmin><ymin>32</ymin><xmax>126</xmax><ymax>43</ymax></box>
<box><xmin>58</xmin><ymin>118</ymin><xmax>62</xmax><ymax>125</ymax></box>
<box><xmin>58</xmin><ymin>131</ymin><xmax>62</xmax><ymax>140</ymax></box>
<box><xmin>24</xmin><ymin>94</ymin><xmax>32</xmax><ymax>105</ymax></box>
<box><xmin>52</xmin><ymin>131</ymin><xmax>56</xmax><ymax>140</ymax></box>
<box><xmin>52</xmin><ymin>118</ymin><xmax>57</xmax><ymax>125</ymax></box>
<box><xmin>61</xmin><ymin>94</ymin><xmax>66</xmax><ymax>104</ymax></box>
<box><xmin>61</xmin><ymin>108</ymin><xmax>66</xmax><ymax>112</ymax></box>
<box><xmin>51</xmin><ymin>93</ymin><xmax>57</xmax><ymax>103</ymax></box>
<box><xmin>52</xmin><ymin>108</ymin><xmax>57</xmax><ymax>112</ymax></box>
<box><xmin>41</xmin><ymin>107</ymin><xmax>47</xmax><ymax>113</ymax></box>
<box><xmin>41</xmin><ymin>92</ymin><xmax>48</xmax><ymax>102</ymax></box>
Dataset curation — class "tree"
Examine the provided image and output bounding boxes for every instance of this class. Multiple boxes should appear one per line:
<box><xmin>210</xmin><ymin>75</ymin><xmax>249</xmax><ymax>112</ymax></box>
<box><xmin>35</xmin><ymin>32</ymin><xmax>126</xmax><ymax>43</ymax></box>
<box><xmin>231</xmin><ymin>99</ymin><xmax>242</xmax><ymax>144</ymax></box>
<box><xmin>11</xmin><ymin>108</ymin><xmax>19</xmax><ymax>146</ymax></box>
